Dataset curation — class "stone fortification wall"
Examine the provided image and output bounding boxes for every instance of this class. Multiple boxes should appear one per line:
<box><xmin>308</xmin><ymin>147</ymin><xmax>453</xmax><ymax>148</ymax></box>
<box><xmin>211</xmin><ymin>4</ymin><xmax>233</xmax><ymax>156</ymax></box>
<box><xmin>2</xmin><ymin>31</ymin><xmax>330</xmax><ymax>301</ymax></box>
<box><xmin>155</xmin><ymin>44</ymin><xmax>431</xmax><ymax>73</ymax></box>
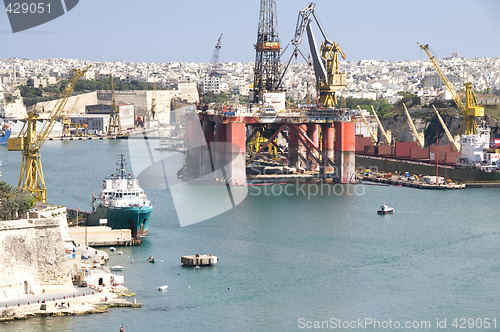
<box><xmin>0</xmin><ymin>219</ymin><xmax>73</xmax><ymax>299</ymax></box>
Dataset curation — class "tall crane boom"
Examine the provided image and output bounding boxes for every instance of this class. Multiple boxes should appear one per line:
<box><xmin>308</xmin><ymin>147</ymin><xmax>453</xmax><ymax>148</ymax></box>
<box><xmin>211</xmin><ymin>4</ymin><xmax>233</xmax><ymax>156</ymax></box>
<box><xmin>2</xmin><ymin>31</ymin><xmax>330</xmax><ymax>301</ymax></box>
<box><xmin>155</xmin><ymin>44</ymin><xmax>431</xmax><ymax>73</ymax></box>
<box><xmin>357</xmin><ymin>105</ymin><xmax>378</xmax><ymax>145</ymax></box>
<box><xmin>418</xmin><ymin>42</ymin><xmax>484</xmax><ymax>135</ymax></box>
<box><xmin>432</xmin><ymin>105</ymin><xmax>461</xmax><ymax>152</ymax></box>
<box><xmin>371</xmin><ymin>105</ymin><xmax>391</xmax><ymax>145</ymax></box>
<box><xmin>278</xmin><ymin>2</ymin><xmax>346</xmax><ymax>107</ymax></box>
<box><xmin>7</xmin><ymin>65</ymin><xmax>90</xmax><ymax>203</ymax></box>
<box><xmin>402</xmin><ymin>103</ymin><xmax>424</xmax><ymax>148</ymax></box>
<box><xmin>209</xmin><ymin>33</ymin><xmax>223</xmax><ymax>77</ymax></box>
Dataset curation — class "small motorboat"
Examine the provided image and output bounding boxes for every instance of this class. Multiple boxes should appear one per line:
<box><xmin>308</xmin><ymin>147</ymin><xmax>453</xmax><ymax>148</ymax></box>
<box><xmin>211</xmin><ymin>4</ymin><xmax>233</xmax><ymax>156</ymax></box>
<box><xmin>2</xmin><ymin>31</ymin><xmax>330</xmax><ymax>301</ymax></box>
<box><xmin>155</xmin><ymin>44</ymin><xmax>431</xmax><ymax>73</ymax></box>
<box><xmin>377</xmin><ymin>203</ymin><xmax>395</xmax><ymax>215</ymax></box>
<box><xmin>110</xmin><ymin>265</ymin><xmax>124</xmax><ymax>271</ymax></box>
<box><xmin>147</xmin><ymin>256</ymin><xmax>156</xmax><ymax>263</ymax></box>
<box><xmin>110</xmin><ymin>247</ymin><xmax>116</xmax><ymax>252</ymax></box>
<box><xmin>158</xmin><ymin>285</ymin><xmax>168</xmax><ymax>291</ymax></box>
<box><xmin>117</xmin><ymin>251</ymin><xmax>123</xmax><ymax>255</ymax></box>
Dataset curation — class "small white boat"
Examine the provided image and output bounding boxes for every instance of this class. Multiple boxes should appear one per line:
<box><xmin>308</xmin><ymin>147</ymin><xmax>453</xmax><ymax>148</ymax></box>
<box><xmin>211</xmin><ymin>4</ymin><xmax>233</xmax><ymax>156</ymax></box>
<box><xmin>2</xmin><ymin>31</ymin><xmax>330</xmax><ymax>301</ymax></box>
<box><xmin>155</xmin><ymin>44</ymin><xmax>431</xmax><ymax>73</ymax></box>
<box><xmin>110</xmin><ymin>265</ymin><xmax>124</xmax><ymax>271</ymax></box>
<box><xmin>377</xmin><ymin>203</ymin><xmax>394</xmax><ymax>215</ymax></box>
<box><xmin>110</xmin><ymin>247</ymin><xmax>116</xmax><ymax>252</ymax></box>
<box><xmin>117</xmin><ymin>251</ymin><xmax>123</xmax><ymax>255</ymax></box>
<box><xmin>158</xmin><ymin>285</ymin><xmax>168</xmax><ymax>291</ymax></box>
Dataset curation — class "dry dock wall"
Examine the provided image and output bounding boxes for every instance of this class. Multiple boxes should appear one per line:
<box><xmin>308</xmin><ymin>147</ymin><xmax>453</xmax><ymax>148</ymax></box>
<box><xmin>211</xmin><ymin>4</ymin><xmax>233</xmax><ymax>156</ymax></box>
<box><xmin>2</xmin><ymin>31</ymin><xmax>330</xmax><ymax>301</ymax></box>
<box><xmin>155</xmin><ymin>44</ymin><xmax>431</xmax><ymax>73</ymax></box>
<box><xmin>0</xmin><ymin>219</ymin><xmax>73</xmax><ymax>299</ymax></box>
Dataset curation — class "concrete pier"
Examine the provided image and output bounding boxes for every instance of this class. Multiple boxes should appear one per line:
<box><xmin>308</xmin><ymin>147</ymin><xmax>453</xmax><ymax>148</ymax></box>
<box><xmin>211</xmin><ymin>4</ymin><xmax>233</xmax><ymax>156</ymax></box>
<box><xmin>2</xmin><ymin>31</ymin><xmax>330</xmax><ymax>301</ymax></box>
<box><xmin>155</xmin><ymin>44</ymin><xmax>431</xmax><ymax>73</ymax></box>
<box><xmin>181</xmin><ymin>255</ymin><xmax>218</xmax><ymax>266</ymax></box>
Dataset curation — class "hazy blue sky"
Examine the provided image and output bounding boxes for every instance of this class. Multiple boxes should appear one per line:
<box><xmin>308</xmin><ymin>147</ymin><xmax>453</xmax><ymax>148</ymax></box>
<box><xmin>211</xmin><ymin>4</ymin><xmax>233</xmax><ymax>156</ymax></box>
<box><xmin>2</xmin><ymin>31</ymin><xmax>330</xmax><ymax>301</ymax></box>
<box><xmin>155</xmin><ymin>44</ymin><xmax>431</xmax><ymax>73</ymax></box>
<box><xmin>1</xmin><ymin>0</ymin><xmax>499</xmax><ymax>63</ymax></box>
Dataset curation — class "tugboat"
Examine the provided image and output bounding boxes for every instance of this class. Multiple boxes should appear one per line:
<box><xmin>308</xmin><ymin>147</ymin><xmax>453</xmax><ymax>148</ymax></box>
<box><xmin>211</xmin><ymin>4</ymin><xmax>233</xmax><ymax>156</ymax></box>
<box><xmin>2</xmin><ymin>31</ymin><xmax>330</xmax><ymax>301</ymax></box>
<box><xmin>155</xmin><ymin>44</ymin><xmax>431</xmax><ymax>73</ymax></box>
<box><xmin>86</xmin><ymin>154</ymin><xmax>153</xmax><ymax>238</ymax></box>
<box><xmin>377</xmin><ymin>203</ymin><xmax>394</xmax><ymax>215</ymax></box>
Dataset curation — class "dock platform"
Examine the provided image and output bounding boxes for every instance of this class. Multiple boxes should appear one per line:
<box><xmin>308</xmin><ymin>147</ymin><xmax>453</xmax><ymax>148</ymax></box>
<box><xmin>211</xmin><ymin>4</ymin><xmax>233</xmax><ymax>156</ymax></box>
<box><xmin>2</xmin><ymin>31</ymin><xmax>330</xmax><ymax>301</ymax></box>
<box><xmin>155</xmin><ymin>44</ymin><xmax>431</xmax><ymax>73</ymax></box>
<box><xmin>181</xmin><ymin>255</ymin><xmax>218</xmax><ymax>266</ymax></box>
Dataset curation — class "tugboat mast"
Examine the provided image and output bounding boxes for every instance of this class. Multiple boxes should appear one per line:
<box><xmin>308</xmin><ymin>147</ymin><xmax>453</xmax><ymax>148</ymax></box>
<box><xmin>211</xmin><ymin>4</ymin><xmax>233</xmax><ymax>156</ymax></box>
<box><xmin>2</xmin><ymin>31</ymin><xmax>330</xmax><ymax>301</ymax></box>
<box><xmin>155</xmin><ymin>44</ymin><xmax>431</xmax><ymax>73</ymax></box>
<box><xmin>116</xmin><ymin>153</ymin><xmax>127</xmax><ymax>179</ymax></box>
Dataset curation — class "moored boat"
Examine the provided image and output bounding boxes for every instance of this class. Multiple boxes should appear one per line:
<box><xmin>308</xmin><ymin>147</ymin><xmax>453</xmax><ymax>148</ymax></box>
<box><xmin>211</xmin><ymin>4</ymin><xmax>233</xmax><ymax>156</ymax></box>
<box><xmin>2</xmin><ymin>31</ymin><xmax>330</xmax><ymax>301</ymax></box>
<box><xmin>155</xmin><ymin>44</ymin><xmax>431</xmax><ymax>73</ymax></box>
<box><xmin>86</xmin><ymin>154</ymin><xmax>153</xmax><ymax>238</ymax></box>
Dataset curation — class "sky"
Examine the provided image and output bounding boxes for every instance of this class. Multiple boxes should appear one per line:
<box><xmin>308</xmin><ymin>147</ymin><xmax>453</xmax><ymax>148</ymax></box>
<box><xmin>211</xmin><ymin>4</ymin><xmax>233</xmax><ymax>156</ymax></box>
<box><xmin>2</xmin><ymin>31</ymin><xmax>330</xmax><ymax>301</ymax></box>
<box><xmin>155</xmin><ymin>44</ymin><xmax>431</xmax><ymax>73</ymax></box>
<box><xmin>1</xmin><ymin>0</ymin><xmax>500</xmax><ymax>63</ymax></box>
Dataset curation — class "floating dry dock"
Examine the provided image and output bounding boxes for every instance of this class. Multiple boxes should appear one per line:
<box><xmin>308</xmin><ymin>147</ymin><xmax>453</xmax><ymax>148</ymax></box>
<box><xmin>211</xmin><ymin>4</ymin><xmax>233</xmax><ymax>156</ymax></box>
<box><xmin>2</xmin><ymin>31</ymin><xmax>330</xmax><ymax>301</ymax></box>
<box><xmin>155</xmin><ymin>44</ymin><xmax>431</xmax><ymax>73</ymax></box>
<box><xmin>181</xmin><ymin>255</ymin><xmax>218</xmax><ymax>266</ymax></box>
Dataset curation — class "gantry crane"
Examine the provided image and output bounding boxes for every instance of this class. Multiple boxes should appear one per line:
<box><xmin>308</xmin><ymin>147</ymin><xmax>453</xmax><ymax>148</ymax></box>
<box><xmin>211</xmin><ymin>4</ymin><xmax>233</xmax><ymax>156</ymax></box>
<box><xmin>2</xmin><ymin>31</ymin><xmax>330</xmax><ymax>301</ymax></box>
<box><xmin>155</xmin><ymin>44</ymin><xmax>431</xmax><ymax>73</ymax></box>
<box><xmin>418</xmin><ymin>43</ymin><xmax>484</xmax><ymax>135</ymax></box>
<box><xmin>371</xmin><ymin>105</ymin><xmax>391</xmax><ymax>145</ymax></box>
<box><xmin>357</xmin><ymin>105</ymin><xmax>378</xmax><ymax>145</ymax></box>
<box><xmin>107</xmin><ymin>73</ymin><xmax>121</xmax><ymax>135</ymax></box>
<box><xmin>432</xmin><ymin>105</ymin><xmax>461</xmax><ymax>152</ymax></box>
<box><xmin>7</xmin><ymin>66</ymin><xmax>90</xmax><ymax>203</ymax></box>
<box><xmin>402</xmin><ymin>103</ymin><xmax>424</xmax><ymax>148</ymax></box>
<box><xmin>278</xmin><ymin>3</ymin><xmax>346</xmax><ymax>107</ymax></box>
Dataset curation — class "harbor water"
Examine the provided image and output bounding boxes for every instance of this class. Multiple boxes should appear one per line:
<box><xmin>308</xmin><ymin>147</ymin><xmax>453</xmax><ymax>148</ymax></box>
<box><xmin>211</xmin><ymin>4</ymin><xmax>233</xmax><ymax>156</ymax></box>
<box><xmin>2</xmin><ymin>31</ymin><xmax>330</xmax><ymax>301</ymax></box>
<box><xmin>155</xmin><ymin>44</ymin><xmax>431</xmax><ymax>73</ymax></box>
<box><xmin>1</xmin><ymin>140</ymin><xmax>500</xmax><ymax>331</ymax></box>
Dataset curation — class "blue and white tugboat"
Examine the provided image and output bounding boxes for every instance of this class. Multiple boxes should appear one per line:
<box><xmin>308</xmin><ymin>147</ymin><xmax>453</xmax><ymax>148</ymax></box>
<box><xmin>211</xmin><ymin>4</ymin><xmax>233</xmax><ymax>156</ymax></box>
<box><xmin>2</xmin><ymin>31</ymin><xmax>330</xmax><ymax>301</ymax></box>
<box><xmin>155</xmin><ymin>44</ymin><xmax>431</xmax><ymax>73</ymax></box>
<box><xmin>87</xmin><ymin>154</ymin><xmax>153</xmax><ymax>238</ymax></box>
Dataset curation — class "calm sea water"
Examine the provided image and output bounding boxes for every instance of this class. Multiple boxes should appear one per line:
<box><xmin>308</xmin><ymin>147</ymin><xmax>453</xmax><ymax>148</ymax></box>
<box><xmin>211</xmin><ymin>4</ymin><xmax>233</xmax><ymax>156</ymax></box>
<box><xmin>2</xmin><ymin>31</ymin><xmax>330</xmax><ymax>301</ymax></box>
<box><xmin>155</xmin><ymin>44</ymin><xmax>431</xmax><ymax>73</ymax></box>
<box><xmin>1</xmin><ymin>140</ymin><xmax>500</xmax><ymax>331</ymax></box>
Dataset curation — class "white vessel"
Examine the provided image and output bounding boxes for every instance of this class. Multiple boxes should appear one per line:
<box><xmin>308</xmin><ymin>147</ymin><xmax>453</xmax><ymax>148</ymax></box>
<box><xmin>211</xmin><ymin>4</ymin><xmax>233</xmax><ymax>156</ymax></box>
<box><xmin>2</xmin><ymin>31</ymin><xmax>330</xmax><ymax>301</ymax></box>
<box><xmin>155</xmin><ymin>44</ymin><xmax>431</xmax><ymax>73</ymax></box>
<box><xmin>87</xmin><ymin>154</ymin><xmax>153</xmax><ymax>238</ymax></box>
<box><xmin>377</xmin><ymin>204</ymin><xmax>394</xmax><ymax>215</ymax></box>
<box><xmin>459</xmin><ymin>124</ymin><xmax>500</xmax><ymax>171</ymax></box>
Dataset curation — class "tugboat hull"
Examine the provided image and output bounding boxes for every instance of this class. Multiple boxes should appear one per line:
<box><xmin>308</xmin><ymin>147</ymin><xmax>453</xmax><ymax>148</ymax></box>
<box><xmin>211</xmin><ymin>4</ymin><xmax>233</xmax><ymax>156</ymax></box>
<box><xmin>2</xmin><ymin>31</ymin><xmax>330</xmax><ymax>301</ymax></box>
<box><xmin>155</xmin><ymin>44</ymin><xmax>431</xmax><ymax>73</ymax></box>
<box><xmin>87</xmin><ymin>205</ymin><xmax>152</xmax><ymax>238</ymax></box>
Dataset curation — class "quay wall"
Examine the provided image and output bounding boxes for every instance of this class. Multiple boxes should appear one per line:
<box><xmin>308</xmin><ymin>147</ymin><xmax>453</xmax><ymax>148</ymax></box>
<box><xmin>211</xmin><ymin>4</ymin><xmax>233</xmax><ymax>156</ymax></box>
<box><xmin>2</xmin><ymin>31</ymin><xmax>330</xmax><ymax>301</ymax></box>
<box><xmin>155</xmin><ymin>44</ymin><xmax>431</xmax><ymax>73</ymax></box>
<box><xmin>356</xmin><ymin>155</ymin><xmax>500</xmax><ymax>182</ymax></box>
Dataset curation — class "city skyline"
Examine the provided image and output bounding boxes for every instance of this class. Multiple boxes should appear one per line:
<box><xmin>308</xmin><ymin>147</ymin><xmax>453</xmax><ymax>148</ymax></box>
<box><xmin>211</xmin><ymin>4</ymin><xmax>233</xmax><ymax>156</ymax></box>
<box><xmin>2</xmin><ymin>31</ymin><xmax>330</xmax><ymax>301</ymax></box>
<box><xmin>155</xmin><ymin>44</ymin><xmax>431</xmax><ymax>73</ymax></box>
<box><xmin>1</xmin><ymin>0</ymin><xmax>500</xmax><ymax>63</ymax></box>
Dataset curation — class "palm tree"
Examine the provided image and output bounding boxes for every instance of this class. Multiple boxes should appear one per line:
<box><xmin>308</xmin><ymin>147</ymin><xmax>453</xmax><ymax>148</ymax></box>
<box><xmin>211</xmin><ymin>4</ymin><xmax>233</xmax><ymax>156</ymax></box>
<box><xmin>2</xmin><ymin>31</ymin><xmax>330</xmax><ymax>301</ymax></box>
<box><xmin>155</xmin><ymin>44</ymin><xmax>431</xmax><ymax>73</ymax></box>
<box><xmin>0</xmin><ymin>181</ymin><xmax>35</xmax><ymax>220</ymax></box>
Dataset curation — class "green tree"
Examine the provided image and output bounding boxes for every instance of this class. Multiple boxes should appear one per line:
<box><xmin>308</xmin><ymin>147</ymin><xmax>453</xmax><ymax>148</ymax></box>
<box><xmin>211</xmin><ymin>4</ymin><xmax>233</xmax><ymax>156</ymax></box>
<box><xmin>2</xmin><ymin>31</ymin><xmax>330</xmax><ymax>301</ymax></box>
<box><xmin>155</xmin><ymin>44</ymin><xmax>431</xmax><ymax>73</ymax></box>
<box><xmin>0</xmin><ymin>182</ymin><xmax>35</xmax><ymax>220</ymax></box>
<box><xmin>396</xmin><ymin>91</ymin><xmax>421</xmax><ymax>108</ymax></box>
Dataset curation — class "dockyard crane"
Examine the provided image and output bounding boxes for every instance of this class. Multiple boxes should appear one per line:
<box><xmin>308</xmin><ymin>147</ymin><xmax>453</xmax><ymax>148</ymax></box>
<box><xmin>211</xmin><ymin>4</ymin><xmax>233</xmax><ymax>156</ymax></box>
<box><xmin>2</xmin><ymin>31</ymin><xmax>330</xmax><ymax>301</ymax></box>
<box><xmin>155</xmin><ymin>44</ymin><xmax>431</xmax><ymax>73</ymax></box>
<box><xmin>357</xmin><ymin>105</ymin><xmax>378</xmax><ymax>145</ymax></box>
<box><xmin>432</xmin><ymin>105</ymin><xmax>461</xmax><ymax>152</ymax></box>
<box><xmin>209</xmin><ymin>33</ymin><xmax>223</xmax><ymax>77</ymax></box>
<box><xmin>7</xmin><ymin>66</ymin><xmax>90</xmax><ymax>203</ymax></box>
<box><xmin>418</xmin><ymin>43</ymin><xmax>484</xmax><ymax>135</ymax></box>
<box><xmin>278</xmin><ymin>2</ymin><xmax>346</xmax><ymax>107</ymax></box>
<box><xmin>108</xmin><ymin>74</ymin><xmax>121</xmax><ymax>135</ymax></box>
<box><xmin>371</xmin><ymin>105</ymin><xmax>392</xmax><ymax>145</ymax></box>
<box><xmin>62</xmin><ymin>96</ymin><xmax>80</xmax><ymax>136</ymax></box>
<box><xmin>402</xmin><ymin>103</ymin><xmax>424</xmax><ymax>148</ymax></box>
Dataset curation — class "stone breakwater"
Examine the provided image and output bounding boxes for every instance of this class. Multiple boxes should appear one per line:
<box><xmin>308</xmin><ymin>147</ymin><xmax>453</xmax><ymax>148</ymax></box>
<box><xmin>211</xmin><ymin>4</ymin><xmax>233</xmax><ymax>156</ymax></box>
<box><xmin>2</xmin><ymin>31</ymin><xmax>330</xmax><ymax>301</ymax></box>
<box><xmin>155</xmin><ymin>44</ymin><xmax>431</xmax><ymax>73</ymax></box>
<box><xmin>0</xmin><ymin>286</ymin><xmax>141</xmax><ymax>322</ymax></box>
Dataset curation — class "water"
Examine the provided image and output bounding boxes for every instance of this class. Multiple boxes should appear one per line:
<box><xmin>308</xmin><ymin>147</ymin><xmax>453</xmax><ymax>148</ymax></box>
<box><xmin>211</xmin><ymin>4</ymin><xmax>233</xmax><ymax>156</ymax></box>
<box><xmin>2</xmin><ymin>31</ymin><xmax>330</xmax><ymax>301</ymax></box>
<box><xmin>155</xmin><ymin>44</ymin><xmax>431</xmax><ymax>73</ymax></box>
<box><xmin>1</xmin><ymin>140</ymin><xmax>500</xmax><ymax>331</ymax></box>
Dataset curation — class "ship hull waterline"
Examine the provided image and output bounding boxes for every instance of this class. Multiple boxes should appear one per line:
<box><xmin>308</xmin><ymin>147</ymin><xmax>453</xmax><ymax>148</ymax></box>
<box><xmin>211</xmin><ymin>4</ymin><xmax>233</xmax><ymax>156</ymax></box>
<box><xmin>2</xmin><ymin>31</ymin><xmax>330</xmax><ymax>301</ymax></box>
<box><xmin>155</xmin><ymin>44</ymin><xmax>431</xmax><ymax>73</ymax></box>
<box><xmin>86</xmin><ymin>205</ymin><xmax>152</xmax><ymax>238</ymax></box>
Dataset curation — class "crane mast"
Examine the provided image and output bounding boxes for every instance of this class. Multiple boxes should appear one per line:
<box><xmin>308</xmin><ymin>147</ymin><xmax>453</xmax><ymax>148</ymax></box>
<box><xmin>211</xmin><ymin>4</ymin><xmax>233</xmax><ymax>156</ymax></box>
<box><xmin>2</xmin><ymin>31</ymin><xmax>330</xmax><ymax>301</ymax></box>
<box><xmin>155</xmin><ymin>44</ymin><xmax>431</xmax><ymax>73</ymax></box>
<box><xmin>7</xmin><ymin>66</ymin><xmax>90</xmax><ymax>203</ymax></box>
<box><xmin>432</xmin><ymin>105</ymin><xmax>461</xmax><ymax>152</ymax></box>
<box><xmin>402</xmin><ymin>103</ymin><xmax>424</xmax><ymax>148</ymax></box>
<box><xmin>371</xmin><ymin>105</ymin><xmax>391</xmax><ymax>145</ymax></box>
<box><xmin>418</xmin><ymin>42</ymin><xmax>484</xmax><ymax>135</ymax></box>
<box><xmin>278</xmin><ymin>2</ymin><xmax>346</xmax><ymax>107</ymax></box>
<box><xmin>209</xmin><ymin>33</ymin><xmax>223</xmax><ymax>77</ymax></box>
<box><xmin>108</xmin><ymin>73</ymin><xmax>121</xmax><ymax>135</ymax></box>
<box><xmin>357</xmin><ymin>105</ymin><xmax>378</xmax><ymax>145</ymax></box>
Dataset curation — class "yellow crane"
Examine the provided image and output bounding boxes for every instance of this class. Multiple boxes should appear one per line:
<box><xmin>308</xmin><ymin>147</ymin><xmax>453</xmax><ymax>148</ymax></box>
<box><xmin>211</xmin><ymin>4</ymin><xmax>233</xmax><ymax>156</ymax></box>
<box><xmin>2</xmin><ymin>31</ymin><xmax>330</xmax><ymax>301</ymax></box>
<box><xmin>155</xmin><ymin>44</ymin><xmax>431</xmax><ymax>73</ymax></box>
<box><xmin>418</xmin><ymin>43</ymin><xmax>484</xmax><ymax>135</ymax></box>
<box><xmin>402</xmin><ymin>103</ymin><xmax>424</xmax><ymax>148</ymax></box>
<box><xmin>371</xmin><ymin>105</ymin><xmax>391</xmax><ymax>145</ymax></box>
<box><xmin>357</xmin><ymin>105</ymin><xmax>378</xmax><ymax>145</ymax></box>
<box><xmin>62</xmin><ymin>96</ymin><xmax>80</xmax><ymax>136</ymax></box>
<box><xmin>107</xmin><ymin>73</ymin><xmax>121</xmax><ymax>135</ymax></box>
<box><xmin>432</xmin><ymin>105</ymin><xmax>461</xmax><ymax>152</ymax></box>
<box><xmin>7</xmin><ymin>66</ymin><xmax>90</xmax><ymax>203</ymax></box>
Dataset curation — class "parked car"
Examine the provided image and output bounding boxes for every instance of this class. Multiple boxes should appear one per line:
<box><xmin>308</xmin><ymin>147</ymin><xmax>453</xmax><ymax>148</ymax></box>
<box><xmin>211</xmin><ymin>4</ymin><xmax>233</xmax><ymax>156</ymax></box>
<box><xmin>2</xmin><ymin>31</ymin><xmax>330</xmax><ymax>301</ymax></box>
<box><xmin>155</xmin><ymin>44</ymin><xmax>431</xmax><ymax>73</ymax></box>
<box><xmin>80</xmin><ymin>281</ymin><xmax>88</xmax><ymax>287</ymax></box>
